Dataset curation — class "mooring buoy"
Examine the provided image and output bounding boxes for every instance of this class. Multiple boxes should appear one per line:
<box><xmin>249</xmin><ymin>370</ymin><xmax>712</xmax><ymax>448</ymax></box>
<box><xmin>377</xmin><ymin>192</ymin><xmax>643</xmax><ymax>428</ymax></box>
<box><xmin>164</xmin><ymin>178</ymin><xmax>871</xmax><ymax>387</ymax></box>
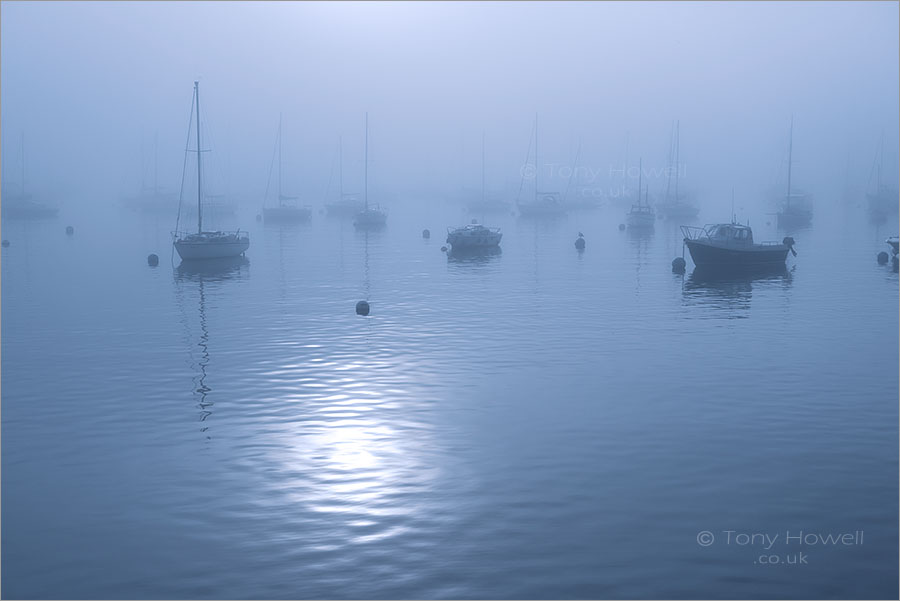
<box><xmin>441</xmin><ymin>246</ymin><xmax>448</xmax><ymax>252</ymax></box>
<box><xmin>147</xmin><ymin>254</ymin><xmax>159</xmax><ymax>266</ymax></box>
<box><xmin>356</xmin><ymin>300</ymin><xmax>370</xmax><ymax>316</ymax></box>
<box><xmin>618</xmin><ymin>223</ymin><xmax>626</xmax><ymax>231</ymax></box>
<box><xmin>2</xmin><ymin>240</ymin><xmax>9</xmax><ymax>247</ymax></box>
<box><xmin>256</xmin><ymin>214</ymin><xmax>262</xmax><ymax>221</ymax></box>
<box><xmin>877</xmin><ymin>251</ymin><xmax>889</xmax><ymax>264</ymax></box>
<box><xmin>422</xmin><ymin>229</ymin><xmax>430</xmax><ymax>239</ymax></box>
<box><xmin>575</xmin><ymin>233</ymin><xmax>585</xmax><ymax>250</ymax></box>
<box><xmin>672</xmin><ymin>257</ymin><xmax>686</xmax><ymax>273</ymax></box>
<box><xmin>66</xmin><ymin>226</ymin><xmax>74</xmax><ymax>235</ymax></box>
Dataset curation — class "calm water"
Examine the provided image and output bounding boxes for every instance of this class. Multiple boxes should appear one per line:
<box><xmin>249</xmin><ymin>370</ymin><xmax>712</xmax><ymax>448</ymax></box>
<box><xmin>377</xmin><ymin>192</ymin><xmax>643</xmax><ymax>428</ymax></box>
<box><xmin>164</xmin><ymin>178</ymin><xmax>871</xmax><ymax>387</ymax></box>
<box><xmin>2</xmin><ymin>195</ymin><xmax>898</xmax><ymax>599</ymax></box>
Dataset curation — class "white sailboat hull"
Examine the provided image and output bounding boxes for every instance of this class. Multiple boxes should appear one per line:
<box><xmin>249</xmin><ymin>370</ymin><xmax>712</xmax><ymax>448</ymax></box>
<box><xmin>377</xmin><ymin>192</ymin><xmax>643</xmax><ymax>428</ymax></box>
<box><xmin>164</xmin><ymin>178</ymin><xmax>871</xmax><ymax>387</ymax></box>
<box><xmin>174</xmin><ymin>232</ymin><xmax>250</xmax><ymax>260</ymax></box>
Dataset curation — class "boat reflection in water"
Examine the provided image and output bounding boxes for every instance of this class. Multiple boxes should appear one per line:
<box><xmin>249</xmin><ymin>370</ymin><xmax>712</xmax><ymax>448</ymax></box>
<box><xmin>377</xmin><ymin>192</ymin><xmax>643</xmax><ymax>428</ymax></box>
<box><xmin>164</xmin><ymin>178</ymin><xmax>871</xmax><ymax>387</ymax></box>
<box><xmin>446</xmin><ymin>245</ymin><xmax>502</xmax><ymax>266</ymax></box>
<box><xmin>174</xmin><ymin>256</ymin><xmax>249</xmax><ymax>436</ymax></box>
<box><xmin>682</xmin><ymin>264</ymin><xmax>792</xmax><ymax>316</ymax></box>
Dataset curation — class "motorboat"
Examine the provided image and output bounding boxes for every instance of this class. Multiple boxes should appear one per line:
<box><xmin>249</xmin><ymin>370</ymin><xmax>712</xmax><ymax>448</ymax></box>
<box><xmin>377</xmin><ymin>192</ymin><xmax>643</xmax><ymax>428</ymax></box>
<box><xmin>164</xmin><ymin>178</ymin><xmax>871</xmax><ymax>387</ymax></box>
<box><xmin>446</xmin><ymin>221</ymin><xmax>502</xmax><ymax>249</ymax></box>
<box><xmin>682</xmin><ymin>221</ymin><xmax>796</xmax><ymax>268</ymax></box>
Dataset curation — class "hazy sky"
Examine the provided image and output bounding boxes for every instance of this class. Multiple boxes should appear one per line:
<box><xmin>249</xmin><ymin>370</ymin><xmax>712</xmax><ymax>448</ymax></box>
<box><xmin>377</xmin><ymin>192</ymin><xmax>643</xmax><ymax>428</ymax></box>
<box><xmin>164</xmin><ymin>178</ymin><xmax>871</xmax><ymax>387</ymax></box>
<box><xmin>2</xmin><ymin>1</ymin><xmax>898</xmax><ymax>203</ymax></box>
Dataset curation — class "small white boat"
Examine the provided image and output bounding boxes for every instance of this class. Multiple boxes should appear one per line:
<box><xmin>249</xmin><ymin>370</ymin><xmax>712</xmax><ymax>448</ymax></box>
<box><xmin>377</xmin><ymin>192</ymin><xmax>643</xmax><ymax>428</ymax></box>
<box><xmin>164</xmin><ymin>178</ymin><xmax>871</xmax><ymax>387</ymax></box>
<box><xmin>353</xmin><ymin>113</ymin><xmax>388</xmax><ymax>228</ymax></box>
<box><xmin>447</xmin><ymin>222</ymin><xmax>502</xmax><ymax>249</ymax></box>
<box><xmin>173</xmin><ymin>81</ymin><xmax>249</xmax><ymax>261</ymax></box>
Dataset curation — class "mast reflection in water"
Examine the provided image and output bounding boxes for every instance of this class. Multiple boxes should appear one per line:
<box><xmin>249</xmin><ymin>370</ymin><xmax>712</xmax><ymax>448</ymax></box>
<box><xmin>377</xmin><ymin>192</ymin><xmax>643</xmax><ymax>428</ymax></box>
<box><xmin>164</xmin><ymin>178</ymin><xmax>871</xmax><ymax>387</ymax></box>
<box><xmin>174</xmin><ymin>257</ymin><xmax>250</xmax><ymax>435</ymax></box>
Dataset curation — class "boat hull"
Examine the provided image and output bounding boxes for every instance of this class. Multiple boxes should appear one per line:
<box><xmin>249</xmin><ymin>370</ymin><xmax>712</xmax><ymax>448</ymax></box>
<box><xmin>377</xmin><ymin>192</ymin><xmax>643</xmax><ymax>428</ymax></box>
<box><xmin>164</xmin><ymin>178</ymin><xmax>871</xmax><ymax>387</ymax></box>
<box><xmin>2</xmin><ymin>203</ymin><xmax>59</xmax><ymax>219</ymax></box>
<box><xmin>174</xmin><ymin>234</ymin><xmax>250</xmax><ymax>260</ymax></box>
<box><xmin>447</xmin><ymin>232</ymin><xmax>502</xmax><ymax>249</ymax></box>
<box><xmin>627</xmin><ymin>212</ymin><xmax>656</xmax><ymax>228</ymax></box>
<box><xmin>685</xmin><ymin>239</ymin><xmax>789</xmax><ymax>268</ymax></box>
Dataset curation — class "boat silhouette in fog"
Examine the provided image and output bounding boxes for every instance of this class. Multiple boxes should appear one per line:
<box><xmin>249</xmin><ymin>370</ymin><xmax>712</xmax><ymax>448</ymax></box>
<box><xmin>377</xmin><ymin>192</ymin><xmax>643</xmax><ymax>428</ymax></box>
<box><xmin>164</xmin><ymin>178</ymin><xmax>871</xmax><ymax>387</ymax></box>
<box><xmin>681</xmin><ymin>221</ymin><xmax>796</xmax><ymax>269</ymax></box>
<box><xmin>446</xmin><ymin>221</ymin><xmax>502</xmax><ymax>250</ymax></box>
<box><xmin>173</xmin><ymin>81</ymin><xmax>250</xmax><ymax>261</ymax></box>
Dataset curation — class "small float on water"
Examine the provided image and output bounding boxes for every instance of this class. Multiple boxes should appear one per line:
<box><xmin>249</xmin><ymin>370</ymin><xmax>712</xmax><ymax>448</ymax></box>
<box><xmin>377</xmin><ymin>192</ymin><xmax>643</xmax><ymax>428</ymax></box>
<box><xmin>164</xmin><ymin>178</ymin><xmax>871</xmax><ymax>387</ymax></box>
<box><xmin>681</xmin><ymin>221</ymin><xmax>795</xmax><ymax>269</ymax></box>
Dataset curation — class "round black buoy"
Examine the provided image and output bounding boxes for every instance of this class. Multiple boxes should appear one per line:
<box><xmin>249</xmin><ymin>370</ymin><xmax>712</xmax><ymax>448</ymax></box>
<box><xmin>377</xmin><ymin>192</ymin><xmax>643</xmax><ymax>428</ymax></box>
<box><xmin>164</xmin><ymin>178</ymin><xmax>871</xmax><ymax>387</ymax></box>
<box><xmin>356</xmin><ymin>300</ymin><xmax>370</xmax><ymax>316</ymax></box>
<box><xmin>1</xmin><ymin>240</ymin><xmax>9</xmax><ymax>247</ymax></box>
<box><xmin>877</xmin><ymin>251</ymin><xmax>889</xmax><ymax>264</ymax></box>
<box><xmin>575</xmin><ymin>233</ymin><xmax>585</xmax><ymax>250</ymax></box>
<box><xmin>441</xmin><ymin>246</ymin><xmax>448</xmax><ymax>252</ymax></box>
<box><xmin>147</xmin><ymin>253</ymin><xmax>159</xmax><ymax>266</ymax></box>
<box><xmin>672</xmin><ymin>257</ymin><xmax>686</xmax><ymax>273</ymax></box>
<box><xmin>66</xmin><ymin>225</ymin><xmax>74</xmax><ymax>235</ymax></box>
<box><xmin>618</xmin><ymin>223</ymin><xmax>626</xmax><ymax>231</ymax></box>
<box><xmin>422</xmin><ymin>229</ymin><xmax>430</xmax><ymax>239</ymax></box>
<box><xmin>256</xmin><ymin>214</ymin><xmax>262</xmax><ymax>222</ymax></box>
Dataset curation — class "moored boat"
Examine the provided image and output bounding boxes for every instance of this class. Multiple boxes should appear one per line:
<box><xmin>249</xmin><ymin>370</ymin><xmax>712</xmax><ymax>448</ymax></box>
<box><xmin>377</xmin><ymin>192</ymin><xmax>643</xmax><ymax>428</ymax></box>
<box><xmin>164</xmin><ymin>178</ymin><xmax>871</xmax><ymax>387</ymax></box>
<box><xmin>682</xmin><ymin>221</ymin><xmax>796</xmax><ymax>268</ymax></box>
<box><xmin>446</xmin><ymin>222</ymin><xmax>502</xmax><ymax>249</ymax></box>
<box><xmin>173</xmin><ymin>81</ymin><xmax>249</xmax><ymax>261</ymax></box>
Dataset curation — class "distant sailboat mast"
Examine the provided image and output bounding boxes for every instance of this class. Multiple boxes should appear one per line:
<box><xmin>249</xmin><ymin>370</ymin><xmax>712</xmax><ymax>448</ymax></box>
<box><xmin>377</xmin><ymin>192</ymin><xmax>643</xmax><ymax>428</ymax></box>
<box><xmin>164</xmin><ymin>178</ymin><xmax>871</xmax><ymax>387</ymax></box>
<box><xmin>20</xmin><ymin>132</ymin><xmax>25</xmax><ymax>197</ymax></box>
<box><xmin>195</xmin><ymin>81</ymin><xmax>203</xmax><ymax>234</ymax></box>
<box><xmin>278</xmin><ymin>113</ymin><xmax>283</xmax><ymax>207</ymax></box>
<box><xmin>481</xmin><ymin>131</ymin><xmax>486</xmax><ymax>206</ymax></box>
<box><xmin>786</xmin><ymin>115</ymin><xmax>793</xmax><ymax>210</ymax></box>
<box><xmin>674</xmin><ymin>120</ymin><xmax>680</xmax><ymax>203</ymax></box>
<box><xmin>364</xmin><ymin>112</ymin><xmax>369</xmax><ymax>212</ymax></box>
<box><xmin>534</xmin><ymin>113</ymin><xmax>539</xmax><ymax>203</ymax></box>
<box><xmin>339</xmin><ymin>135</ymin><xmax>344</xmax><ymax>199</ymax></box>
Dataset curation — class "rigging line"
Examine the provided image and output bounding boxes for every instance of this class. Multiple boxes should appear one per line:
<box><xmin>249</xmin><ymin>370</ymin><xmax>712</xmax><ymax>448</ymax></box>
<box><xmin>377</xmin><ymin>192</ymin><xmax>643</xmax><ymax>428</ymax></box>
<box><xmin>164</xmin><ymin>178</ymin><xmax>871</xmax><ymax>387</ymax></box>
<box><xmin>323</xmin><ymin>138</ymin><xmax>338</xmax><ymax>202</ymax></box>
<box><xmin>562</xmin><ymin>137</ymin><xmax>581</xmax><ymax>205</ymax></box>
<box><xmin>262</xmin><ymin>120</ymin><xmax>279</xmax><ymax>210</ymax></box>
<box><xmin>515</xmin><ymin>118</ymin><xmax>536</xmax><ymax>205</ymax></box>
<box><xmin>173</xmin><ymin>87</ymin><xmax>197</xmax><ymax>240</ymax></box>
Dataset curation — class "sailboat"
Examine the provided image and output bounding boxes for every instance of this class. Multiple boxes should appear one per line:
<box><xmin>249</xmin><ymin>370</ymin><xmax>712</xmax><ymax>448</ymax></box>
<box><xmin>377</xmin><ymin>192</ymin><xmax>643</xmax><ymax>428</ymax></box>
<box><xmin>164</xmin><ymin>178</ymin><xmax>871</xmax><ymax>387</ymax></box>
<box><xmin>866</xmin><ymin>133</ymin><xmax>899</xmax><ymax>217</ymax></box>
<box><xmin>626</xmin><ymin>158</ymin><xmax>655</xmax><ymax>228</ymax></box>
<box><xmin>447</xmin><ymin>133</ymin><xmax>502</xmax><ymax>250</ymax></box>
<box><xmin>262</xmin><ymin>114</ymin><xmax>312</xmax><ymax>222</ymax></box>
<box><xmin>1</xmin><ymin>133</ymin><xmax>59</xmax><ymax>219</ymax></box>
<box><xmin>353</xmin><ymin>113</ymin><xmax>387</xmax><ymax>228</ymax></box>
<box><xmin>173</xmin><ymin>81</ymin><xmax>249</xmax><ymax>261</ymax></box>
<box><xmin>123</xmin><ymin>133</ymin><xmax>178</xmax><ymax>213</ymax></box>
<box><xmin>325</xmin><ymin>136</ymin><xmax>364</xmax><ymax>216</ymax></box>
<box><xmin>655</xmin><ymin>121</ymin><xmax>699</xmax><ymax>219</ymax></box>
<box><xmin>517</xmin><ymin>114</ymin><xmax>566</xmax><ymax>217</ymax></box>
<box><xmin>776</xmin><ymin>117</ymin><xmax>813</xmax><ymax>227</ymax></box>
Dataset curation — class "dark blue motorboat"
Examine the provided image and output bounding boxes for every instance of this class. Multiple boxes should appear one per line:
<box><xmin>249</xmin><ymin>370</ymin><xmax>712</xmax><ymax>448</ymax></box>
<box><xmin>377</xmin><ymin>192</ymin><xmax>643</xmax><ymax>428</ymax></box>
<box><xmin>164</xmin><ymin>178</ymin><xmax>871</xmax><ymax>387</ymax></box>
<box><xmin>681</xmin><ymin>222</ymin><xmax>796</xmax><ymax>269</ymax></box>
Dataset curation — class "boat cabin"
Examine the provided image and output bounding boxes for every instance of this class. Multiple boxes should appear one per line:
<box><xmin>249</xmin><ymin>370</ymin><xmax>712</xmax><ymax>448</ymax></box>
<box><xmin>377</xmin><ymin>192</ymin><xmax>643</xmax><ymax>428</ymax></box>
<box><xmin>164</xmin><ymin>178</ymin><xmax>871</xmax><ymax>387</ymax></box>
<box><xmin>705</xmin><ymin>223</ymin><xmax>754</xmax><ymax>245</ymax></box>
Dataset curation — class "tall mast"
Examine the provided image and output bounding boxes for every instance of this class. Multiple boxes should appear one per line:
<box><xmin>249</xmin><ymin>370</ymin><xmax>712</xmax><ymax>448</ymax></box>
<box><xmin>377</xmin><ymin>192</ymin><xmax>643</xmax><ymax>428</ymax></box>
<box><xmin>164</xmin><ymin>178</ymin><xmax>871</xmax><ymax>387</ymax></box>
<box><xmin>638</xmin><ymin>157</ymin><xmax>643</xmax><ymax>207</ymax></box>
<box><xmin>339</xmin><ymin>135</ymin><xmax>343</xmax><ymax>198</ymax></box>
<box><xmin>153</xmin><ymin>132</ymin><xmax>159</xmax><ymax>195</ymax></box>
<box><xmin>481</xmin><ymin>131</ymin><xmax>486</xmax><ymax>204</ymax></box>
<box><xmin>195</xmin><ymin>81</ymin><xmax>202</xmax><ymax>234</ymax></box>
<box><xmin>786</xmin><ymin>115</ymin><xmax>793</xmax><ymax>209</ymax></box>
<box><xmin>141</xmin><ymin>136</ymin><xmax>146</xmax><ymax>192</ymax></box>
<box><xmin>878</xmin><ymin>131</ymin><xmax>884</xmax><ymax>190</ymax></box>
<box><xmin>534</xmin><ymin>113</ymin><xmax>539</xmax><ymax>201</ymax></box>
<box><xmin>20</xmin><ymin>132</ymin><xmax>25</xmax><ymax>197</ymax></box>
<box><xmin>674</xmin><ymin>120</ymin><xmax>680</xmax><ymax>203</ymax></box>
<box><xmin>278</xmin><ymin>112</ymin><xmax>283</xmax><ymax>205</ymax></box>
<box><xmin>364</xmin><ymin>112</ymin><xmax>369</xmax><ymax>211</ymax></box>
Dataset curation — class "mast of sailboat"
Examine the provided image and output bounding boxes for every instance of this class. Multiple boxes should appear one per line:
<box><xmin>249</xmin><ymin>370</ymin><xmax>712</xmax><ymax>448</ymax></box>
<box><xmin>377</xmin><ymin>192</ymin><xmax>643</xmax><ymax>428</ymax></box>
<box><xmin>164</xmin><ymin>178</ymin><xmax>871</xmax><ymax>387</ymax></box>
<box><xmin>195</xmin><ymin>81</ymin><xmax>203</xmax><ymax>234</ymax></box>
<box><xmin>674</xmin><ymin>120</ymin><xmax>680</xmax><ymax>203</ymax></box>
<box><xmin>878</xmin><ymin>131</ymin><xmax>883</xmax><ymax>192</ymax></box>
<box><xmin>278</xmin><ymin>113</ymin><xmax>283</xmax><ymax>206</ymax></box>
<box><xmin>364</xmin><ymin>112</ymin><xmax>369</xmax><ymax>211</ymax></box>
<box><xmin>534</xmin><ymin>113</ymin><xmax>539</xmax><ymax>202</ymax></box>
<box><xmin>339</xmin><ymin>135</ymin><xmax>344</xmax><ymax>198</ymax></box>
<box><xmin>786</xmin><ymin>115</ymin><xmax>793</xmax><ymax>210</ymax></box>
<box><xmin>481</xmin><ymin>131</ymin><xmax>486</xmax><ymax>205</ymax></box>
<box><xmin>20</xmin><ymin>132</ymin><xmax>25</xmax><ymax>197</ymax></box>
<box><xmin>637</xmin><ymin>157</ymin><xmax>642</xmax><ymax>208</ymax></box>
<box><xmin>154</xmin><ymin>132</ymin><xmax>159</xmax><ymax>196</ymax></box>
